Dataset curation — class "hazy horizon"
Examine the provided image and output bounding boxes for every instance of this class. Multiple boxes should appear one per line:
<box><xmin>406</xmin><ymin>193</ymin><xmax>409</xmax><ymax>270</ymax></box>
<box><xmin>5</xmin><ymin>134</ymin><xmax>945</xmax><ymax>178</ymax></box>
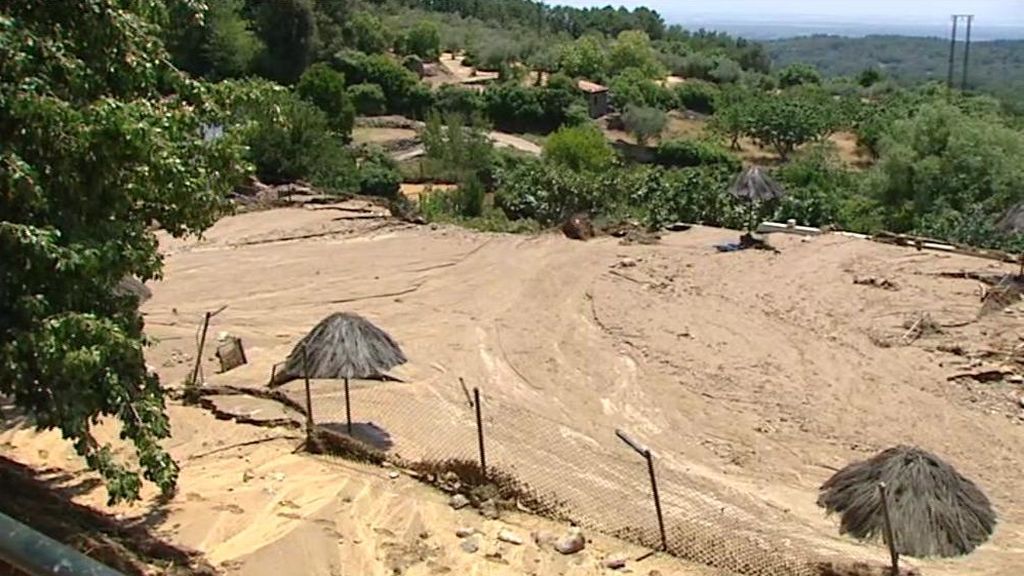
<box><xmin>554</xmin><ymin>0</ymin><xmax>1024</xmax><ymax>39</ymax></box>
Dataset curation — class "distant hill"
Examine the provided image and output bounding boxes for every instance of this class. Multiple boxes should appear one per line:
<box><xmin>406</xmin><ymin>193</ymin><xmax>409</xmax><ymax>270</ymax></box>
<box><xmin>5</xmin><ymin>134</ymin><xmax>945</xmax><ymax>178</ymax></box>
<box><xmin>766</xmin><ymin>35</ymin><xmax>1024</xmax><ymax>107</ymax></box>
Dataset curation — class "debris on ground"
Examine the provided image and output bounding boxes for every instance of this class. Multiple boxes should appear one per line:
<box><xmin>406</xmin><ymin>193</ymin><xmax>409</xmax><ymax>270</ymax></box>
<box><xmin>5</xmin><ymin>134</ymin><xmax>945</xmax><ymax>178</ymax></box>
<box><xmin>900</xmin><ymin>312</ymin><xmax>942</xmax><ymax>345</ymax></box>
<box><xmin>554</xmin><ymin>528</ymin><xmax>586</xmax><ymax>554</ymax></box>
<box><xmin>455</xmin><ymin>527</ymin><xmax>477</xmax><ymax>538</ymax></box>
<box><xmin>853</xmin><ymin>276</ymin><xmax>900</xmax><ymax>291</ymax></box>
<box><xmin>449</xmin><ymin>494</ymin><xmax>470</xmax><ymax>510</ymax></box>
<box><xmin>532</xmin><ymin>530</ymin><xmax>558</xmax><ymax>547</ymax></box>
<box><xmin>603</xmin><ymin>555</ymin><xmax>627</xmax><ymax>569</ymax></box>
<box><xmin>562</xmin><ymin>213</ymin><xmax>595</xmax><ymax>241</ymax></box>
<box><xmin>497</xmin><ymin>529</ymin><xmax>523</xmax><ymax>545</ymax></box>
<box><xmin>459</xmin><ymin>536</ymin><xmax>480</xmax><ymax>554</ymax></box>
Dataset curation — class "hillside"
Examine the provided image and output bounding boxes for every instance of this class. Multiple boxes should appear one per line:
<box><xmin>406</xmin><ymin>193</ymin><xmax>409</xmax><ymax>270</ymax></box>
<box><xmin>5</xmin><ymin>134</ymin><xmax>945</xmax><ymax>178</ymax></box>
<box><xmin>767</xmin><ymin>35</ymin><xmax>1024</xmax><ymax>106</ymax></box>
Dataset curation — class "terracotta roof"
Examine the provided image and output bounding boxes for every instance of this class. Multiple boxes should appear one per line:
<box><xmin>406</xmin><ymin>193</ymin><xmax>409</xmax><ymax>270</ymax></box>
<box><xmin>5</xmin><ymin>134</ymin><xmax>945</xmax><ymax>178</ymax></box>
<box><xmin>577</xmin><ymin>80</ymin><xmax>608</xmax><ymax>94</ymax></box>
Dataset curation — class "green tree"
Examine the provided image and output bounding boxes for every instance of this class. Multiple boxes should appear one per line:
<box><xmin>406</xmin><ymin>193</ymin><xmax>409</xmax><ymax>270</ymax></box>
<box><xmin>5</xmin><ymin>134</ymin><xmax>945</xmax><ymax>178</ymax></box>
<box><xmin>543</xmin><ymin>124</ymin><xmax>616</xmax><ymax>172</ymax></box>
<box><xmin>742</xmin><ymin>89</ymin><xmax>838</xmax><ymax>159</ymax></box>
<box><xmin>862</xmin><ymin>101</ymin><xmax>1024</xmax><ymax>241</ymax></box>
<box><xmin>609</xmin><ymin>68</ymin><xmax>674</xmax><ymax>110</ymax></box>
<box><xmin>857</xmin><ymin>67</ymin><xmax>884</xmax><ymax>87</ymax></box>
<box><xmin>357</xmin><ymin>154</ymin><xmax>402</xmax><ymax>198</ymax></box>
<box><xmin>622</xmin><ymin>105</ymin><xmax>667</xmax><ymax>145</ymax></box>
<box><xmin>422</xmin><ymin>112</ymin><xmax>495</xmax><ymax>185</ymax></box>
<box><xmin>236</xmin><ymin>82</ymin><xmax>357</xmax><ymax>192</ymax></box>
<box><xmin>609</xmin><ymin>30</ymin><xmax>665</xmax><ymax>78</ymax></box>
<box><xmin>1</xmin><ymin>0</ymin><xmax>248</xmax><ymax>503</ymax></box>
<box><xmin>674</xmin><ymin>80</ymin><xmax>720</xmax><ymax>114</ymax></box>
<box><xmin>404</xmin><ymin>21</ymin><xmax>441</xmax><ymax>61</ymax></box>
<box><xmin>710</xmin><ymin>85</ymin><xmax>753</xmax><ymax>149</ymax></box>
<box><xmin>778</xmin><ymin>63</ymin><xmax>823</xmax><ymax>88</ymax></box>
<box><xmin>296</xmin><ymin>63</ymin><xmax>355</xmax><ymax>137</ymax></box>
<box><xmin>346</xmin><ymin>11</ymin><xmax>390</xmax><ymax>54</ymax></box>
<box><xmin>166</xmin><ymin>0</ymin><xmax>263</xmax><ymax>79</ymax></box>
<box><xmin>348</xmin><ymin>83</ymin><xmax>386</xmax><ymax>115</ymax></box>
<box><xmin>558</xmin><ymin>35</ymin><xmax>607</xmax><ymax>80</ymax></box>
<box><xmin>255</xmin><ymin>0</ymin><xmax>318</xmax><ymax>84</ymax></box>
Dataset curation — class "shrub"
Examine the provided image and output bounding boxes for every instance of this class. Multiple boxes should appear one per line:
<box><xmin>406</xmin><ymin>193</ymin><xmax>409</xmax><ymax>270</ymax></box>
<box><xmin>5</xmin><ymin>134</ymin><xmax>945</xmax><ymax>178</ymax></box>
<box><xmin>543</xmin><ymin>124</ymin><xmax>616</xmax><ymax>172</ymax></box>
<box><xmin>610</xmin><ymin>68</ymin><xmax>675</xmax><ymax>110</ymax></box>
<box><xmin>655</xmin><ymin>139</ymin><xmax>740</xmax><ymax>170</ymax></box>
<box><xmin>348</xmin><ymin>83</ymin><xmax>386</xmax><ymax>115</ymax></box>
<box><xmin>436</xmin><ymin>85</ymin><xmax>486</xmax><ymax>117</ymax></box>
<box><xmin>622</xmin><ymin>105</ymin><xmax>667</xmax><ymax>145</ymax></box>
<box><xmin>778</xmin><ymin>63</ymin><xmax>823</xmax><ymax>88</ymax></box>
<box><xmin>237</xmin><ymin>84</ymin><xmax>357</xmax><ymax>193</ymax></box>
<box><xmin>674</xmin><ymin>80</ymin><xmax>720</xmax><ymax>114</ymax></box>
<box><xmin>403</xmin><ymin>21</ymin><xmax>442</xmax><ymax>61</ymax></box>
<box><xmin>332</xmin><ymin>51</ymin><xmax>425</xmax><ymax>116</ymax></box>
<box><xmin>296</xmin><ymin>63</ymin><xmax>355</xmax><ymax>136</ymax></box>
<box><xmin>358</xmin><ymin>158</ymin><xmax>401</xmax><ymax>198</ymax></box>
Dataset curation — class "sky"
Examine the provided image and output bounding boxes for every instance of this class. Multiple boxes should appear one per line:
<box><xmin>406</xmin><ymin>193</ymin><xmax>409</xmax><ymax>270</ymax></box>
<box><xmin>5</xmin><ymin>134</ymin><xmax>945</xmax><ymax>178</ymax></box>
<box><xmin>554</xmin><ymin>0</ymin><xmax>1024</xmax><ymax>27</ymax></box>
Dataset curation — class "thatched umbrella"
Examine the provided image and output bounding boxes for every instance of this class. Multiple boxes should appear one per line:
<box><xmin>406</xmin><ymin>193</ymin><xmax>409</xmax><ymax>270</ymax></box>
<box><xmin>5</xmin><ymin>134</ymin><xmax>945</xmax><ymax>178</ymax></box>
<box><xmin>270</xmin><ymin>312</ymin><xmax>406</xmax><ymax>436</ymax></box>
<box><xmin>818</xmin><ymin>445</ymin><xmax>996</xmax><ymax>570</ymax></box>
<box><xmin>995</xmin><ymin>202</ymin><xmax>1024</xmax><ymax>276</ymax></box>
<box><xmin>730</xmin><ymin>166</ymin><xmax>786</xmax><ymax>232</ymax></box>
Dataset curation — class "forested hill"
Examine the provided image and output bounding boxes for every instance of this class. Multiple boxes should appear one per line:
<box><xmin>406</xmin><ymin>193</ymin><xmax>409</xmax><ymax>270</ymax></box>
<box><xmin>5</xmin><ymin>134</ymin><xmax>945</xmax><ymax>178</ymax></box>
<box><xmin>767</xmin><ymin>35</ymin><xmax>1024</xmax><ymax>104</ymax></box>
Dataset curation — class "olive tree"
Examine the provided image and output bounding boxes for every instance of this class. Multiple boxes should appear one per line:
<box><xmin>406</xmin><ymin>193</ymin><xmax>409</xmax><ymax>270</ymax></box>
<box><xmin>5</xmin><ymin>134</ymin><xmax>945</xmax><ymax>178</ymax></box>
<box><xmin>1</xmin><ymin>0</ymin><xmax>248</xmax><ymax>503</ymax></box>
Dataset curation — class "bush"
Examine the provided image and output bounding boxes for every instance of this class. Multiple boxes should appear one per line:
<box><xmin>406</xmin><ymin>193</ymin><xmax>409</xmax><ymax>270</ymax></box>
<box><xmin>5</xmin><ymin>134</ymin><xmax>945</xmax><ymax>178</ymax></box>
<box><xmin>610</xmin><ymin>68</ymin><xmax>675</xmax><ymax>110</ymax></box>
<box><xmin>772</xmin><ymin>144</ymin><xmax>858</xmax><ymax>226</ymax></box>
<box><xmin>358</xmin><ymin>157</ymin><xmax>401</xmax><ymax>198</ymax></box>
<box><xmin>237</xmin><ymin>83</ymin><xmax>357</xmax><ymax>193</ymax></box>
<box><xmin>348</xmin><ymin>83</ymin><xmax>386</xmax><ymax>115</ymax></box>
<box><xmin>674</xmin><ymin>80</ymin><xmax>720</xmax><ymax>114</ymax></box>
<box><xmin>403</xmin><ymin>21</ymin><xmax>442</xmax><ymax>61</ymax></box>
<box><xmin>332</xmin><ymin>51</ymin><xmax>426</xmax><ymax>116</ymax></box>
<box><xmin>436</xmin><ymin>85</ymin><xmax>486</xmax><ymax>117</ymax></box>
<box><xmin>655</xmin><ymin>139</ymin><xmax>740</xmax><ymax>170</ymax></box>
<box><xmin>296</xmin><ymin>63</ymin><xmax>355</xmax><ymax>136</ymax></box>
<box><xmin>709</xmin><ymin>58</ymin><xmax>742</xmax><ymax>84</ymax></box>
<box><xmin>543</xmin><ymin>124</ymin><xmax>616</xmax><ymax>172</ymax></box>
<box><xmin>778</xmin><ymin>63</ymin><xmax>823</xmax><ymax>88</ymax></box>
<box><xmin>483</xmin><ymin>79</ymin><xmax>582</xmax><ymax>133</ymax></box>
<box><xmin>622</xmin><ymin>105</ymin><xmax>667</xmax><ymax>145</ymax></box>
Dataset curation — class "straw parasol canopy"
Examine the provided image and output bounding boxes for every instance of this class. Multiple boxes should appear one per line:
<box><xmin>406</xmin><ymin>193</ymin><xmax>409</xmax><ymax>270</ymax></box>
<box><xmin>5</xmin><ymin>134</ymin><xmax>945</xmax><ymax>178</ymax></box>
<box><xmin>270</xmin><ymin>312</ymin><xmax>406</xmax><ymax>387</ymax></box>
<box><xmin>817</xmin><ymin>445</ymin><xmax>996</xmax><ymax>558</ymax></box>
<box><xmin>996</xmin><ymin>201</ymin><xmax>1024</xmax><ymax>235</ymax></box>
<box><xmin>730</xmin><ymin>166</ymin><xmax>786</xmax><ymax>202</ymax></box>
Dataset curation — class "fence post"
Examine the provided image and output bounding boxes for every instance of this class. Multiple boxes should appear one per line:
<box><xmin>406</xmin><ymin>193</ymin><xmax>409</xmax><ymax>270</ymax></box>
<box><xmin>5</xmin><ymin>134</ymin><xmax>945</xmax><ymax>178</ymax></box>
<box><xmin>878</xmin><ymin>482</ymin><xmax>900</xmax><ymax>576</ymax></box>
<box><xmin>186</xmin><ymin>311</ymin><xmax>212</xmax><ymax>402</ymax></box>
<box><xmin>302</xmin><ymin>344</ymin><xmax>314</xmax><ymax>443</ymax></box>
<box><xmin>474</xmin><ymin>387</ymin><xmax>487</xmax><ymax>479</ymax></box>
<box><xmin>616</xmin><ymin>429</ymin><xmax>668</xmax><ymax>553</ymax></box>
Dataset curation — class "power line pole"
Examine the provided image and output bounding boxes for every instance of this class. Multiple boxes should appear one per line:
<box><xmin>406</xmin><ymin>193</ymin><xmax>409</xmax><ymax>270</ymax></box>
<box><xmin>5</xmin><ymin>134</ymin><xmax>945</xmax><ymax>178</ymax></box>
<box><xmin>947</xmin><ymin>15</ymin><xmax>960</xmax><ymax>91</ymax></box>
<box><xmin>961</xmin><ymin>14</ymin><xmax>974</xmax><ymax>90</ymax></box>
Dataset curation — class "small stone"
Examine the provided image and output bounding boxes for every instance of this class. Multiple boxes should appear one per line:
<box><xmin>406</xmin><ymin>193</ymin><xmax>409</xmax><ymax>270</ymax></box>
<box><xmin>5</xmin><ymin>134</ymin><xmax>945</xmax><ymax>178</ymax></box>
<box><xmin>387</xmin><ymin>471</ymin><xmax>400</xmax><ymax>480</ymax></box>
<box><xmin>418</xmin><ymin>531</ymin><xmax>430</xmax><ymax>540</ymax></box>
<box><xmin>1008</xmin><ymin>374</ymin><xmax>1024</xmax><ymax>384</ymax></box>
<box><xmin>618</xmin><ymin>258</ymin><xmax>637</xmax><ymax>268</ymax></box>
<box><xmin>449</xmin><ymin>494</ymin><xmax>470</xmax><ymax>510</ymax></box>
<box><xmin>455</xmin><ymin>527</ymin><xmax>477</xmax><ymax>538</ymax></box>
<box><xmin>603</xmin><ymin>556</ymin><xmax>627</xmax><ymax>570</ymax></box>
<box><xmin>271</xmin><ymin>472</ymin><xmax>285</xmax><ymax>482</ymax></box>
<box><xmin>479</xmin><ymin>499</ymin><xmax>500</xmax><ymax>520</ymax></box>
<box><xmin>648</xmin><ymin>571</ymin><xmax>662</xmax><ymax>576</ymax></box>
<box><xmin>554</xmin><ymin>529</ymin><xmax>585</xmax><ymax>555</ymax></box>
<box><xmin>497</xmin><ymin>529</ymin><xmax>523</xmax><ymax>545</ymax></box>
<box><xmin>242</xmin><ymin>469</ymin><xmax>255</xmax><ymax>482</ymax></box>
<box><xmin>531</xmin><ymin>530</ymin><xmax>557</xmax><ymax>547</ymax></box>
<box><xmin>1018</xmin><ymin>396</ymin><xmax>1024</xmax><ymax>409</ymax></box>
<box><xmin>460</xmin><ymin>536</ymin><xmax>480</xmax><ymax>554</ymax></box>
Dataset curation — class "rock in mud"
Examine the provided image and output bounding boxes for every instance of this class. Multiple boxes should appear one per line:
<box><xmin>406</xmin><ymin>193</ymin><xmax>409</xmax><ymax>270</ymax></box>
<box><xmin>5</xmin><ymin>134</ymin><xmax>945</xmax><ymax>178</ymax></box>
<box><xmin>603</xmin><ymin>555</ymin><xmax>627</xmax><ymax>569</ymax></box>
<box><xmin>479</xmin><ymin>499</ymin><xmax>500</xmax><ymax>519</ymax></box>
<box><xmin>562</xmin><ymin>213</ymin><xmax>594</xmax><ymax>241</ymax></box>
<box><xmin>449</xmin><ymin>494</ymin><xmax>470</xmax><ymax>510</ymax></box>
<box><xmin>455</xmin><ymin>527</ymin><xmax>477</xmax><ymax>538</ymax></box>
<box><xmin>554</xmin><ymin>529</ymin><xmax>585</xmax><ymax>554</ymax></box>
<box><xmin>460</xmin><ymin>536</ymin><xmax>480</xmax><ymax>554</ymax></box>
<box><xmin>531</xmin><ymin>530</ymin><xmax>557</xmax><ymax>547</ymax></box>
<box><xmin>497</xmin><ymin>529</ymin><xmax>523</xmax><ymax>545</ymax></box>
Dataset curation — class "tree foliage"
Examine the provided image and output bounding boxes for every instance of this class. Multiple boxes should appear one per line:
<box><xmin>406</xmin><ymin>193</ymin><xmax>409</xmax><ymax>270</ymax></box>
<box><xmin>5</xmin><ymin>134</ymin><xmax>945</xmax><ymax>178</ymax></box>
<box><xmin>558</xmin><ymin>35</ymin><xmax>607</xmax><ymax>80</ymax></box>
<box><xmin>622</xmin><ymin>105</ymin><xmax>667</xmax><ymax>146</ymax></box>
<box><xmin>166</xmin><ymin>0</ymin><xmax>263</xmax><ymax>79</ymax></box>
<box><xmin>296</xmin><ymin>63</ymin><xmax>355</xmax><ymax>137</ymax></box>
<box><xmin>778</xmin><ymin>63</ymin><xmax>822</xmax><ymax>88</ymax></box>
<box><xmin>1</xmin><ymin>0</ymin><xmax>249</xmax><ymax>503</ymax></box>
<box><xmin>254</xmin><ymin>0</ymin><xmax>318</xmax><ymax>84</ymax></box>
<box><xmin>346</xmin><ymin>11</ymin><xmax>390</xmax><ymax>54</ymax></box>
<box><xmin>609</xmin><ymin>30</ymin><xmax>664</xmax><ymax>78</ymax></box>
<box><xmin>402</xmin><ymin>21</ymin><xmax>441</xmax><ymax>61</ymax></box>
<box><xmin>543</xmin><ymin>124</ymin><xmax>616</xmax><ymax>172</ymax></box>
<box><xmin>741</xmin><ymin>88</ymin><xmax>839</xmax><ymax>159</ymax></box>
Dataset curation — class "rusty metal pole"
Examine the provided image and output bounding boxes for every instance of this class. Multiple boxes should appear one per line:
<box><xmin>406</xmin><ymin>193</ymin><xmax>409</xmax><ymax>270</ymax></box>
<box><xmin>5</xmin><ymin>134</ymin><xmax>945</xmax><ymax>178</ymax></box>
<box><xmin>878</xmin><ymin>482</ymin><xmax>900</xmax><ymax>576</ymax></box>
<box><xmin>616</xmin><ymin>429</ymin><xmax>668</xmax><ymax>553</ymax></box>
<box><xmin>474</xmin><ymin>388</ymin><xmax>487</xmax><ymax>479</ymax></box>
<box><xmin>302</xmin><ymin>345</ymin><xmax>314</xmax><ymax>442</ymax></box>
<box><xmin>187</xmin><ymin>311</ymin><xmax>212</xmax><ymax>401</ymax></box>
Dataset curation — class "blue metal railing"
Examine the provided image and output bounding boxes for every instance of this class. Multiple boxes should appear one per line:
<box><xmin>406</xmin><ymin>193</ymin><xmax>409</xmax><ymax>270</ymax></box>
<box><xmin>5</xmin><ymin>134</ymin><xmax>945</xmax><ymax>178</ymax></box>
<box><xmin>0</xmin><ymin>511</ymin><xmax>124</xmax><ymax>576</ymax></box>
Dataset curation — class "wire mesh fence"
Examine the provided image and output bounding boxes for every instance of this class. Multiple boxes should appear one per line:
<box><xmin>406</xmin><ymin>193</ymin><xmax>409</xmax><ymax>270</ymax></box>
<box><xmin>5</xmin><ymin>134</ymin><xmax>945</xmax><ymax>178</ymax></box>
<box><xmin>277</xmin><ymin>376</ymin><xmax>874</xmax><ymax>576</ymax></box>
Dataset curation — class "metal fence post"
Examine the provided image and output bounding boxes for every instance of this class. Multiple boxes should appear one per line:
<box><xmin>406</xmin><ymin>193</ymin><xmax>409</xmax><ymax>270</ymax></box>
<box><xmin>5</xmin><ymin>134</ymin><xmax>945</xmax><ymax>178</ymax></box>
<box><xmin>616</xmin><ymin>429</ymin><xmax>668</xmax><ymax>553</ymax></box>
<box><xmin>474</xmin><ymin>387</ymin><xmax>487</xmax><ymax>479</ymax></box>
<box><xmin>186</xmin><ymin>311</ymin><xmax>212</xmax><ymax>400</ymax></box>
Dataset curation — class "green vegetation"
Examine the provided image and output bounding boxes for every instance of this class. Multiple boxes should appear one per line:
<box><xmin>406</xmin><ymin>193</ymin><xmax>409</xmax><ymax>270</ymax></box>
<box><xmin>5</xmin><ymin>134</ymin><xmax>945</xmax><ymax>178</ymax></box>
<box><xmin>622</xmin><ymin>106</ymin><xmax>668</xmax><ymax>145</ymax></box>
<box><xmin>543</xmin><ymin>125</ymin><xmax>616</xmax><ymax>172</ymax></box>
<box><xmin>767</xmin><ymin>35</ymin><xmax>1024</xmax><ymax>113</ymax></box>
<box><xmin>2</xmin><ymin>0</ymin><xmax>248</xmax><ymax>503</ymax></box>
